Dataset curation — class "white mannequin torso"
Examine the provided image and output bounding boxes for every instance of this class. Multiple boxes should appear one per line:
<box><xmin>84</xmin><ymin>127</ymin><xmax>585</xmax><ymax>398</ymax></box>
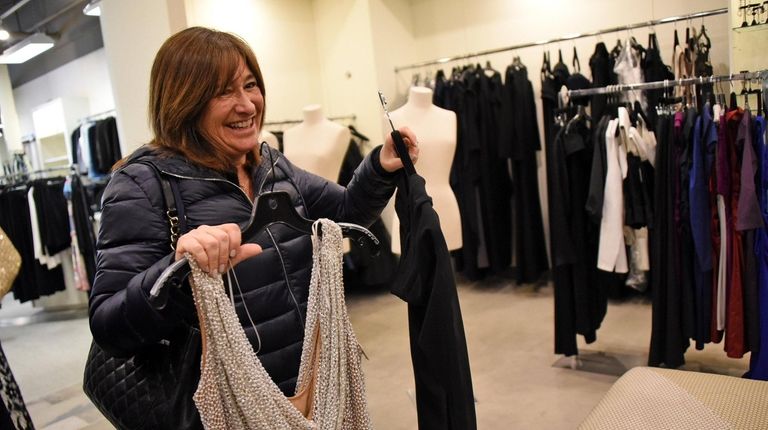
<box><xmin>283</xmin><ymin>105</ymin><xmax>350</xmax><ymax>182</ymax></box>
<box><xmin>259</xmin><ymin>129</ymin><xmax>280</xmax><ymax>151</ymax></box>
<box><xmin>387</xmin><ymin>86</ymin><xmax>462</xmax><ymax>251</ymax></box>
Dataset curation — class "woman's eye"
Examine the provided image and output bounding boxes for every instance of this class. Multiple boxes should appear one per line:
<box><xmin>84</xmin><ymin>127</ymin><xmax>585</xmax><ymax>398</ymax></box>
<box><xmin>245</xmin><ymin>81</ymin><xmax>258</xmax><ymax>90</ymax></box>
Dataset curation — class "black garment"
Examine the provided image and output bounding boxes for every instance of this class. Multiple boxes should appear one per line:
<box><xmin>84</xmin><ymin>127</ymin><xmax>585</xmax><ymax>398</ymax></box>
<box><xmin>547</xmin><ymin>120</ymin><xmax>605</xmax><ymax>356</ymax></box>
<box><xmin>589</xmin><ymin>43</ymin><xmax>611</xmax><ymax>121</ymax></box>
<box><xmin>642</xmin><ymin>33</ymin><xmax>674</xmax><ymax>129</ymax></box>
<box><xmin>70</xmin><ymin>174</ymin><xmax>98</xmax><ymax>286</ymax></box>
<box><xmin>649</xmin><ymin>113</ymin><xmax>689</xmax><ymax>368</ymax></box>
<box><xmin>438</xmin><ymin>68</ymin><xmax>487</xmax><ymax>280</ymax></box>
<box><xmin>90</xmin><ymin>143</ymin><xmax>396</xmax><ymax>396</ymax></box>
<box><xmin>624</xmin><ymin>154</ymin><xmax>647</xmax><ymax>228</ymax></box>
<box><xmin>87</xmin><ymin>117</ymin><xmax>122</xmax><ymax>175</ymax></box>
<box><xmin>475</xmin><ymin>70</ymin><xmax>512</xmax><ymax>273</ymax></box>
<box><xmin>0</xmin><ymin>185</ymin><xmax>66</xmax><ymax>303</ymax></box>
<box><xmin>541</xmin><ymin>52</ymin><xmax>569</xmax><ymax>150</ymax></box>
<box><xmin>503</xmin><ymin>64</ymin><xmax>549</xmax><ymax>283</ymax></box>
<box><xmin>31</xmin><ymin>178</ymin><xmax>70</xmax><ymax>255</ymax></box>
<box><xmin>392</xmin><ymin>172</ymin><xmax>477</xmax><ymax>430</ymax></box>
<box><xmin>585</xmin><ymin>115</ymin><xmax>611</xmax><ymax>223</ymax></box>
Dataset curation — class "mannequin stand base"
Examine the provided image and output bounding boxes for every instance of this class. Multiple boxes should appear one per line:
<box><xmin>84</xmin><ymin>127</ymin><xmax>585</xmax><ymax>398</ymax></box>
<box><xmin>552</xmin><ymin>349</ymin><xmax>646</xmax><ymax>377</ymax></box>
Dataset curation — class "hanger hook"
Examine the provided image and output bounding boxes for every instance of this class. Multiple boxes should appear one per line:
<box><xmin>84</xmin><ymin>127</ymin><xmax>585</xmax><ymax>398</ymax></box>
<box><xmin>259</xmin><ymin>141</ymin><xmax>277</xmax><ymax>193</ymax></box>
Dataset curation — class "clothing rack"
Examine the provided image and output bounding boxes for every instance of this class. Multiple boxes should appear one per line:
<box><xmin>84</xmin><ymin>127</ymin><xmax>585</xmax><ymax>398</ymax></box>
<box><xmin>394</xmin><ymin>7</ymin><xmax>727</xmax><ymax>73</ymax></box>
<box><xmin>567</xmin><ymin>70</ymin><xmax>768</xmax><ymax>98</ymax></box>
<box><xmin>264</xmin><ymin>114</ymin><xmax>357</xmax><ymax>126</ymax></box>
<box><xmin>79</xmin><ymin>108</ymin><xmax>116</xmax><ymax>123</ymax></box>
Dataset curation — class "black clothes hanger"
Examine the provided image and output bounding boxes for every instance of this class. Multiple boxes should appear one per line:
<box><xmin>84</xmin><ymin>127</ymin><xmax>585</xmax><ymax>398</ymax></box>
<box><xmin>512</xmin><ymin>55</ymin><xmax>524</xmax><ymax>70</ymax></box>
<box><xmin>348</xmin><ymin>125</ymin><xmax>369</xmax><ymax>142</ymax></box>
<box><xmin>572</xmin><ymin>47</ymin><xmax>581</xmax><ymax>73</ymax></box>
<box><xmin>698</xmin><ymin>24</ymin><xmax>711</xmax><ymax>48</ymax></box>
<box><xmin>149</xmin><ymin>191</ymin><xmax>381</xmax><ymax>309</ymax></box>
<box><xmin>565</xmin><ymin>104</ymin><xmax>591</xmax><ymax>135</ymax></box>
<box><xmin>242</xmin><ymin>192</ymin><xmax>379</xmax><ymax>248</ymax></box>
<box><xmin>483</xmin><ymin>60</ymin><xmax>497</xmax><ymax>77</ymax></box>
<box><xmin>556</xmin><ymin>49</ymin><xmax>565</xmax><ymax>68</ymax></box>
<box><xmin>673</xmin><ymin>29</ymin><xmax>680</xmax><ymax>50</ymax></box>
<box><xmin>633</xmin><ymin>100</ymin><xmax>650</xmax><ymax>126</ymax></box>
<box><xmin>730</xmin><ymin>91</ymin><xmax>739</xmax><ymax>111</ymax></box>
<box><xmin>611</xmin><ymin>38</ymin><xmax>623</xmax><ymax>56</ymax></box>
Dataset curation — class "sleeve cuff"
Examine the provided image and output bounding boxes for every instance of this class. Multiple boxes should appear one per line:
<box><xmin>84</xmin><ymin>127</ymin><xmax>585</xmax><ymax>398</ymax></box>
<box><xmin>370</xmin><ymin>145</ymin><xmax>399</xmax><ymax>178</ymax></box>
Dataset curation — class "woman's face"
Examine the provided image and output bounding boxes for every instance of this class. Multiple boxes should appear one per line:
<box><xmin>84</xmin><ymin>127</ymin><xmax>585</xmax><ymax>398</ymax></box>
<box><xmin>199</xmin><ymin>59</ymin><xmax>263</xmax><ymax>166</ymax></box>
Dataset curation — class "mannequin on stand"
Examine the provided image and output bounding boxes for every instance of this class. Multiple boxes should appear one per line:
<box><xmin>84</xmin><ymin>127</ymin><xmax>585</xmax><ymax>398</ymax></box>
<box><xmin>259</xmin><ymin>129</ymin><xmax>280</xmax><ymax>150</ymax></box>
<box><xmin>283</xmin><ymin>104</ymin><xmax>350</xmax><ymax>182</ymax></box>
<box><xmin>387</xmin><ymin>86</ymin><xmax>462</xmax><ymax>253</ymax></box>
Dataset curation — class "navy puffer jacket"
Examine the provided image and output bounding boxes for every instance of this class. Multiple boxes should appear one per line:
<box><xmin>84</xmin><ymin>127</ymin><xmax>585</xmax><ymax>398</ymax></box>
<box><xmin>89</xmin><ymin>143</ymin><xmax>396</xmax><ymax>394</ymax></box>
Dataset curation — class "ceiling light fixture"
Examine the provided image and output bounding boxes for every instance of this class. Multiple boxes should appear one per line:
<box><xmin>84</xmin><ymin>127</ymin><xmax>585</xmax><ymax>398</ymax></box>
<box><xmin>0</xmin><ymin>32</ymin><xmax>55</xmax><ymax>64</ymax></box>
<box><xmin>0</xmin><ymin>28</ymin><xmax>9</xmax><ymax>41</ymax></box>
<box><xmin>83</xmin><ymin>0</ymin><xmax>101</xmax><ymax>16</ymax></box>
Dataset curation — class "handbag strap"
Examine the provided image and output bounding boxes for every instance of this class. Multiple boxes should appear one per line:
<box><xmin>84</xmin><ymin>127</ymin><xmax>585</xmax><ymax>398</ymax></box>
<box><xmin>134</xmin><ymin>160</ymin><xmax>188</xmax><ymax>249</ymax></box>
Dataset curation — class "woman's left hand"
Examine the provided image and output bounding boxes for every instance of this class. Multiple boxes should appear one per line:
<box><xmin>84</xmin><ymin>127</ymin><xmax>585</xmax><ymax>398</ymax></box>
<box><xmin>380</xmin><ymin>126</ymin><xmax>419</xmax><ymax>173</ymax></box>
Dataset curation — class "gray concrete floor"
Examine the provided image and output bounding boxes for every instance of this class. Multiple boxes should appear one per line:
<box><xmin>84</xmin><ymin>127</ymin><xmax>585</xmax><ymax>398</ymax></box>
<box><xmin>0</xmin><ymin>279</ymin><xmax>749</xmax><ymax>429</ymax></box>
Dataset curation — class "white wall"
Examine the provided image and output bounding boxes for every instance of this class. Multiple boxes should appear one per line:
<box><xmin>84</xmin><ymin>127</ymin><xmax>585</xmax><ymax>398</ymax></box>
<box><xmin>369</xmin><ymin>0</ymin><xmax>418</xmax><ymax>111</ymax></box>
<box><xmin>12</xmin><ymin>48</ymin><xmax>115</xmax><ymax>137</ymax></box>
<box><xmin>313</xmin><ymin>0</ymin><xmax>386</xmax><ymax>144</ymax></box>
<box><xmin>184</xmin><ymin>0</ymin><xmax>324</xmax><ymax>124</ymax></box>
<box><xmin>0</xmin><ymin>65</ymin><xmax>23</xmax><ymax>156</ymax></box>
<box><xmin>99</xmin><ymin>0</ymin><xmax>186</xmax><ymax>154</ymax></box>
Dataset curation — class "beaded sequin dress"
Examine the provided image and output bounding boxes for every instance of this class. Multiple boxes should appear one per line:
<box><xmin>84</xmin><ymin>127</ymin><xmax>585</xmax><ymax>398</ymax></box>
<box><xmin>188</xmin><ymin>219</ymin><xmax>373</xmax><ymax>429</ymax></box>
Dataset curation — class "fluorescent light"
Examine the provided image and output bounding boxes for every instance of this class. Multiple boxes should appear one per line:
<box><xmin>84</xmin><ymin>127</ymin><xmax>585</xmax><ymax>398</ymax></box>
<box><xmin>0</xmin><ymin>29</ymin><xmax>9</xmax><ymax>41</ymax></box>
<box><xmin>83</xmin><ymin>0</ymin><xmax>101</xmax><ymax>16</ymax></box>
<box><xmin>0</xmin><ymin>33</ymin><xmax>55</xmax><ymax>64</ymax></box>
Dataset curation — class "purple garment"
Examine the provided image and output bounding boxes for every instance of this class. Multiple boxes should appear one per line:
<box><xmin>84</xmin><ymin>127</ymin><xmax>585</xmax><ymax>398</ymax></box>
<box><xmin>736</xmin><ymin>110</ymin><xmax>764</xmax><ymax>231</ymax></box>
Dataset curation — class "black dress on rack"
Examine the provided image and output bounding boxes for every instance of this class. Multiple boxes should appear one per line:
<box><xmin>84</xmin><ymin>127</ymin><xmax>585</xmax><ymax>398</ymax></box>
<box><xmin>649</xmin><ymin>112</ymin><xmax>689</xmax><ymax>368</ymax></box>
<box><xmin>503</xmin><ymin>64</ymin><xmax>549</xmax><ymax>283</ymax></box>
<box><xmin>475</xmin><ymin>68</ymin><xmax>513</xmax><ymax>273</ymax></box>
<box><xmin>441</xmin><ymin>70</ymin><xmax>486</xmax><ymax>280</ymax></box>
<box><xmin>547</xmin><ymin>118</ymin><xmax>600</xmax><ymax>356</ymax></box>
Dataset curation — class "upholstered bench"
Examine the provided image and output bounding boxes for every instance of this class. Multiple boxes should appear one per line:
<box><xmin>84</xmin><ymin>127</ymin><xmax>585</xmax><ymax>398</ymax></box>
<box><xmin>579</xmin><ymin>367</ymin><xmax>768</xmax><ymax>429</ymax></box>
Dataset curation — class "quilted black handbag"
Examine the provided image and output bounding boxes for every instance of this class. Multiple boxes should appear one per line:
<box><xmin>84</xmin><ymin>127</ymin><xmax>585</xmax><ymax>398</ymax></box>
<box><xmin>83</xmin><ymin>327</ymin><xmax>202</xmax><ymax>429</ymax></box>
<box><xmin>83</xmin><ymin>161</ymin><xmax>202</xmax><ymax>429</ymax></box>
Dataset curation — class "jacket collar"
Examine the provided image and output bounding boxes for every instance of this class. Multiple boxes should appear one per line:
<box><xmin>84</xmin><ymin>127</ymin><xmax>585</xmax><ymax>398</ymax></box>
<box><xmin>124</xmin><ymin>144</ymin><xmax>281</xmax><ymax>190</ymax></box>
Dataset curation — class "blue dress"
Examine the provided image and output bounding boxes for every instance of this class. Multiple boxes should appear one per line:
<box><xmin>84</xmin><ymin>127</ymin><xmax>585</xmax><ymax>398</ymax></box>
<box><xmin>748</xmin><ymin>115</ymin><xmax>768</xmax><ymax>380</ymax></box>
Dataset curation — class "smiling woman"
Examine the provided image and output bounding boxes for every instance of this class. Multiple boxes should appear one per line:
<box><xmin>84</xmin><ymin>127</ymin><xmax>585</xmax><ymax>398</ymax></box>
<box><xmin>86</xmin><ymin>26</ymin><xmax>419</xmax><ymax>429</ymax></box>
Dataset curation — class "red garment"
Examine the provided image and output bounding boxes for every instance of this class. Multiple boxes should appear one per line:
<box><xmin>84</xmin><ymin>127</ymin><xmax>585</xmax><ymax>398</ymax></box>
<box><xmin>724</xmin><ymin>109</ymin><xmax>746</xmax><ymax>358</ymax></box>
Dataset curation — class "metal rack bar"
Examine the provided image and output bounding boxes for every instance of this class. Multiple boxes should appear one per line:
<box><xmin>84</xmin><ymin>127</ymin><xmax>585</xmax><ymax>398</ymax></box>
<box><xmin>567</xmin><ymin>71</ymin><xmax>767</xmax><ymax>98</ymax></box>
<box><xmin>79</xmin><ymin>108</ymin><xmax>116</xmax><ymax>123</ymax></box>
<box><xmin>264</xmin><ymin>114</ymin><xmax>356</xmax><ymax>127</ymax></box>
<box><xmin>394</xmin><ymin>7</ymin><xmax>728</xmax><ymax>73</ymax></box>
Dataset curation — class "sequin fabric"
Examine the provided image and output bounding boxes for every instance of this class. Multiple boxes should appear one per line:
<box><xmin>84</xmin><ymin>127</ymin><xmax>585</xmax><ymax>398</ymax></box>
<box><xmin>188</xmin><ymin>218</ymin><xmax>373</xmax><ymax>429</ymax></box>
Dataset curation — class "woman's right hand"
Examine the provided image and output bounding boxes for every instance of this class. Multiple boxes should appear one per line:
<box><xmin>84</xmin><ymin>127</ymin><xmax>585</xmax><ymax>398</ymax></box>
<box><xmin>174</xmin><ymin>223</ymin><xmax>262</xmax><ymax>275</ymax></box>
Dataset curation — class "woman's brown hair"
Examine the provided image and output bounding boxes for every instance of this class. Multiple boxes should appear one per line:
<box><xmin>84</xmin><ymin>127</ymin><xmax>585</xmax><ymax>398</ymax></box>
<box><xmin>145</xmin><ymin>26</ymin><xmax>265</xmax><ymax>172</ymax></box>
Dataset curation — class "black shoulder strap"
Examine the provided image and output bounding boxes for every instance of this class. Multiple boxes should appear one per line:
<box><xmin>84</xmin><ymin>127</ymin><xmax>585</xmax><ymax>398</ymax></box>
<box><xmin>134</xmin><ymin>160</ymin><xmax>188</xmax><ymax>250</ymax></box>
